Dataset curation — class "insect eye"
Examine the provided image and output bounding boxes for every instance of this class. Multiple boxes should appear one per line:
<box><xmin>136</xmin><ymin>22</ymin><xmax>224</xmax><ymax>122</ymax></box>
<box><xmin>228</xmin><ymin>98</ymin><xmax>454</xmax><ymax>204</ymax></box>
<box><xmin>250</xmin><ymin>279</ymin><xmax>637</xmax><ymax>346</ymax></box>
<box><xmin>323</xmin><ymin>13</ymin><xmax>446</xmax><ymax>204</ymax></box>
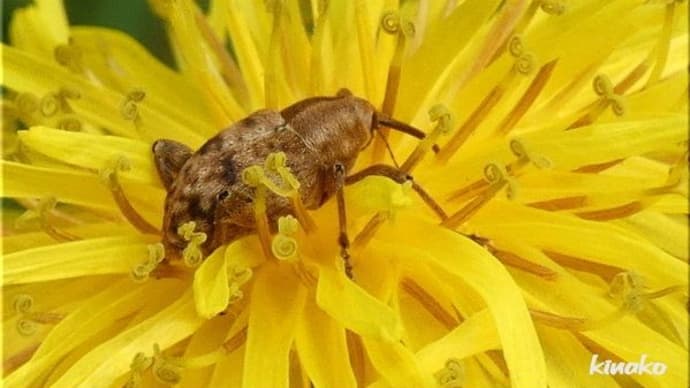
<box><xmin>217</xmin><ymin>190</ymin><xmax>229</xmax><ymax>201</ymax></box>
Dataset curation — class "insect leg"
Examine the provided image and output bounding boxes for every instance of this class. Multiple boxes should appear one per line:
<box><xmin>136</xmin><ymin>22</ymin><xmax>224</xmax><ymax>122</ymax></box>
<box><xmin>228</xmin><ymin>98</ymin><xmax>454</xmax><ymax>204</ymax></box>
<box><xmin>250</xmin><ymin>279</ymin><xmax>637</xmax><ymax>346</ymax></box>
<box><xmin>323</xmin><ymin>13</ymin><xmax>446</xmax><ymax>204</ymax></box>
<box><xmin>346</xmin><ymin>164</ymin><xmax>448</xmax><ymax>221</ymax></box>
<box><xmin>334</xmin><ymin>162</ymin><xmax>354</xmax><ymax>278</ymax></box>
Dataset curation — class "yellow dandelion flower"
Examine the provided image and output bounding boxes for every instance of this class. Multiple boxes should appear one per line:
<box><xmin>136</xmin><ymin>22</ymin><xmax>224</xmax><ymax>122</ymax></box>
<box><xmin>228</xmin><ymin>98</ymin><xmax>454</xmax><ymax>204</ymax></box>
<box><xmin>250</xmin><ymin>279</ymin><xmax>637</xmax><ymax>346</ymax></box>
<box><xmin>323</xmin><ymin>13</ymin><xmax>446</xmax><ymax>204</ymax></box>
<box><xmin>2</xmin><ymin>0</ymin><xmax>688</xmax><ymax>387</ymax></box>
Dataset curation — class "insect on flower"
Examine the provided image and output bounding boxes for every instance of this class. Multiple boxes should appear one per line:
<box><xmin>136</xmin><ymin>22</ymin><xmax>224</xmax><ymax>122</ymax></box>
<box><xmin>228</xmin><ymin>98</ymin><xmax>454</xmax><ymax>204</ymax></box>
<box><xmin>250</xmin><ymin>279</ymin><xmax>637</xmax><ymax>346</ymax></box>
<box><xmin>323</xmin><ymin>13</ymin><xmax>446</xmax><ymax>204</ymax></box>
<box><xmin>153</xmin><ymin>88</ymin><xmax>444</xmax><ymax>276</ymax></box>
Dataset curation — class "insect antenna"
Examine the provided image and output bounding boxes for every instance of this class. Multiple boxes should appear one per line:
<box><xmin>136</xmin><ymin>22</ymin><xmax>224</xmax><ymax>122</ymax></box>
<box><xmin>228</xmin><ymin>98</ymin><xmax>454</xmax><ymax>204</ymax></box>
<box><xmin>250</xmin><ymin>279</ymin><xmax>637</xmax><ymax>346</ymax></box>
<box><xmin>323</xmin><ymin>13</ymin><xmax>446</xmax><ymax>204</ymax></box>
<box><xmin>376</xmin><ymin>114</ymin><xmax>441</xmax><ymax>153</ymax></box>
<box><xmin>374</xmin><ymin>128</ymin><xmax>400</xmax><ymax>168</ymax></box>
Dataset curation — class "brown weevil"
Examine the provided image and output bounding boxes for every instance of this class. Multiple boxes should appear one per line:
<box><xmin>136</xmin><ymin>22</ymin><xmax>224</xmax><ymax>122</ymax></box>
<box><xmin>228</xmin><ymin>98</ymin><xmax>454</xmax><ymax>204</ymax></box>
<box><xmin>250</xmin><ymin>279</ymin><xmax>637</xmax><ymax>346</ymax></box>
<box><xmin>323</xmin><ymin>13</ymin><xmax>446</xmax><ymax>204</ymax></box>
<box><xmin>152</xmin><ymin>89</ymin><xmax>441</xmax><ymax>276</ymax></box>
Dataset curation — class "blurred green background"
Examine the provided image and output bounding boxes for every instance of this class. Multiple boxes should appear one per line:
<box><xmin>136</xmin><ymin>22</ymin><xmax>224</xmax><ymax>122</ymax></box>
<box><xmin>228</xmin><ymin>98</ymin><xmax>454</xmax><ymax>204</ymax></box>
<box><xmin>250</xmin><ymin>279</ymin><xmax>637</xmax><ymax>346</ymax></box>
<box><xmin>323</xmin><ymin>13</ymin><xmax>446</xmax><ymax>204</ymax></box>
<box><xmin>0</xmin><ymin>0</ymin><xmax>208</xmax><ymax>66</ymax></box>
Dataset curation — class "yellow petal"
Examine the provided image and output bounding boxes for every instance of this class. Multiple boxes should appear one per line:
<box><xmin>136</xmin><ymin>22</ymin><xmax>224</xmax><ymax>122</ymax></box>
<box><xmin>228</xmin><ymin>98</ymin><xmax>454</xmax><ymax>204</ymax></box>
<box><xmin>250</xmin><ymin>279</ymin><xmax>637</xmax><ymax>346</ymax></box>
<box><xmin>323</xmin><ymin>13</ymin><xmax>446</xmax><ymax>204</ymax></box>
<box><xmin>178</xmin><ymin>313</ymin><xmax>236</xmax><ymax>388</ymax></box>
<box><xmin>2</xmin><ymin>161</ymin><xmax>163</xmax><ymax>227</ymax></box>
<box><xmin>242</xmin><ymin>263</ymin><xmax>306</xmax><ymax>388</ymax></box>
<box><xmin>5</xmin><ymin>279</ymin><xmax>180</xmax><ymax>387</ymax></box>
<box><xmin>376</xmin><ymin>216</ymin><xmax>548</xmax><ymax>388</ymax></box>
<box><xmin>294</xmin><ymin>295</ymin><xmax>357</xmax><ymax>388</ymax></box>
<box><xmin>400</xmin><ymin>0</ymin><xmax>502</xmax><ymax>122</ymax></box>
<box><xmin>4</xmin><ymin>236</ymin><xmax>153</xmax><ymax>284</ymax></box>
<box><xmin>3</xmin><ymin>223</ymin><xmax>137</xmax><ymax>254</ymax></box>
<box><xmin>51</xmin><ymin>290</ymin><xmax>203</xmax><ymax>387</ymax></box>
<box><xmin>538</xmin><ymin>326</ymin><xmax>619</xmax><ymax>388</ymax></box>
<box><xmin>520</xmin><ymin>115</ymin><xmax>687</xmax><ymax>171</ymax></box>
<box><xmin>363</xmin><ymin>337</ymin><xmax>433</xmax><ymax>388</ymax></box>
<box><xmin>166</xmin><ymin>0</ymin><xmax>244</xmax><ymax>122</ymax></box>
<box><xmin>221</xmin><ymin>0</ymin><xmax>265</xmax><ymax>109</ymax></box>
<box><xmin>472</xmin><ymin>200</ymin><xmax>687</xmax><ymax>287</ymax></box>
<box><xmin>618</xmin><ymin>211</ymin><xmax>688</xmax><ymax>261</ymax></box>
<box><xmin>34</xmin><ymin>0</ymin><xmax>69</xmax><ymax>44</ymax></box>
<box><xmin>19</xmin><ymin>126</ymin><xmax>159</xmax><ymax>185</ymax></box>
<box><xmin>415</xmin><ymin>309</ymin><xmax>500</xmax><ymax>373</ymax></box>
<box><xmin>1</xmin><ymin>44</ymin><xmax>205</xmax><ymax>146</ymax></box>
<box><xmin>209</xmin><ymin>313</ymin><xmax>247</xmax><ymax>387</ymax></box>
<box><xmin>316</xmin><ymin>266</ymin><xmax>402</xmax><ymax>342</ymax></box>
<box><xmin>3</xmin><ymin>276</ymin><xmax>120</xmax><ymax>369</ymax></box>
<box><xmin>498</xmin><ymin>238</ymin><xmax>687</xmax><ymax>387</ymax></box>
<box><xmin>68</xmin><ymin>27</ymin><xmax>217</xmax><ymax>138</ymax></box>
<box><xmin>193</xmin><ymin>246</ymin><xmax>230</xmax><ymax>319</ymax></box>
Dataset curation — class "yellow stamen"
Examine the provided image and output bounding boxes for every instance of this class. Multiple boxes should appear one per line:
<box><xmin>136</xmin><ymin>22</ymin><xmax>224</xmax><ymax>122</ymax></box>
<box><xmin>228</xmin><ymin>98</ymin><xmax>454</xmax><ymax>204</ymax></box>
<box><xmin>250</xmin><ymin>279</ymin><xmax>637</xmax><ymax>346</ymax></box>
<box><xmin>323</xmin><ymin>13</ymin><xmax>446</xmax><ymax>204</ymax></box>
<box><xmin>446</xmin><ymin>179</ymin><xmax>490</xmax><ymax>203</ymax></box>
<box><xmin>607</xmin><ymin>271</ymin><xmax>644</xmax><ymax>299</ymax></box>
<box><xmin>264</xmin><ymin>152</ymin><xmax>316</xmax><ymax>232</ymax></box>
<box><xmin>100</xmin><ymin>155</ymin><xmax>159</xmax><ymax>235</ymax></box>
<box><xmin>494</xmin><ymin>59</ymin><xmax>558</xmax><ymax>135</ymax></box>
<box><xmin>120</xmin><ymin>88</ymin><xmax>145</xmax><ymax>131</ymax></box>
<box><xmin>13</xmin><ymin>294</ymin><xmax>63</xmax><ymax>336</ymax></box>
<box><xmin>124</xmin><ymin>352</ymin><xmax>153</xmax><ymax>388</ymax></box>
<box><xmin>508</xmin><ymin>138</ymin><xmax>552</xmax><ymax>170</ymax></box>
<box><xmin>223</xmin><ymin>326</ymin><xmax>248</xmax><ymax>353</ymax></box>
<box><xmin>228</xmin><ymin>263</ymin><xmax>253</xmax><ymax>304</ymax></box>
<box><xmin>177</xmin><ymin>221</ymin><xmax>207</xmax><ymax>267</ymax></box>
<box><xmin>131</xmin><ymin>243</ymin><xmax>166</xmax><ymax>282</ymax></box>
<box><xmin>434</xmin><ymin>358</ymin><xmax>464</xmax><ymax>388</ymax></box>
<box><xmin>14</xmin><ymin>197</ymin><xmax>79</xmax><ymax>242</ymax></box>
<box><xmin>13</xmin><ymin>294</ymin><xmax>33</xmax><ymax>314</ymax></box>
<box><xmin>575</xmin><ymin>201</ymin><xmax>644</xmax><ymax>221</ymax></box>
<box><xmin>57</xmin><ymin>116</ymin><xmax>82</xmax><ymax>131</ymax></box>
<box><xmin>40</xmin><ymin>87</ymin><xmax>80</xmax><ymax>117</ymax></box>
<box><xmin>529</xmin><ymin>309</ymin><xmax>583</xmax><ymax>329</ymax></box>
<box><xmin>3</xmin><ymin>344</ymin><xmax>39</xmax><ymax>375</ymax></box>
<box><xmin>24</xmin><ymin>311</ymin><xmax>64</xmax><ymax>324</ymax></box>
<box><xmin>545</xmin><ymin>250</ymin><xmax>622</xmax><ymax>281</ymax></box>
<box><xmin>567</xmin><ymin>74</ymin><xmax>627</xmax><ymax>129</ymax></box>
<box><xmin>492</xmin><ymin>249</ymin><xmax>558</xmax><ymax>280</ymax></box>
<box><xmin>642</xmin><ymin>285</ymin><xmax>686</xmax><ymax>299</ymax></box>
<box><xmin>438</xmin><ymin>35</ymin><xmax>535</xmax><ymax>162</ymax></box>
<box><xmin>372</xmin><ymin>11</ymin><xmax>415</xmax><ymax>161</ymax></box>
<box><xmin>401</xmin><ymin>277</ymin><xmax>459</xmax><ymax>330</ymax></box>
<box><xmin>15</xmin><ymin>92</ymin><xmax>40</xmax><ymax>116</ymax></box>
<box><xmin>442</xmin><ymin>163</ymin><xmax>510</xmax><ymax>228</ymax></box>
<box><xmin>455</xmin><ymin>0</ymin><xmax>530</xmax><ymax>89</ymax></box>
<box><xmin>53</xmin><ymin>43</ymin><xmax>83</xmax><ymax>73</ymax></box>
<box><xmin>379</xmin><ymin>10</ymin><xmax>415</xmax><ymax>115</ymax></box>
<box><xmin>352</xmin><ymin>212</ymin><xmax>388</xmax><ymax>249</ymax></box>
<box><xmin>573</xmin><ymin>158</ymin><xmax>624</xmax><ymax>173</ymax></box>
<box><xmin>528</xmin><ymin>195</ymin><xmax>588</xmax><ymax>211</ymax></box>
<box><xmin>491</xmin><ymin>1</ymin><xmax>539</xmax><ymax>63</ymax></box>
<box><xmin>16</xmin><ymin>319</ymin><xmax>38</xmax><ymax>336</ymax></box>
<box><xmin>152</xmin><ymin>344</ymin><xmax>183</xmax><ymax>385</ymax></box>
<box><xmin>613</xmin><ymin>58</ymin><xmax>650</xmax><ymax>95</ymax></box>
<box><xmin>529</xmin><ymin>309</ymin><xmax>612</xmax><ymax>331</ymax></box>
<box><xmin>271</xmin><ymin>215</ymin><xmax>300</xmax><ymax>261</ymax></box>
<box><xmin>448</xmin><ymin>139</ymin><xmax>546</xmax><ymax>204</ymax></box>
<box><xmin>242</xmin><ymin>165</ymin><xmax>273</xmax><ymax>259</ymax></box>
<box><xmin>346</xmin><ymin>330</ymin><xmax>366</xmax><ymax>387</ymax></box>
<box><xmin>400</xmin><ymin>104</ymin><xmax>452</xmax><ymax>173</ymax></box>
